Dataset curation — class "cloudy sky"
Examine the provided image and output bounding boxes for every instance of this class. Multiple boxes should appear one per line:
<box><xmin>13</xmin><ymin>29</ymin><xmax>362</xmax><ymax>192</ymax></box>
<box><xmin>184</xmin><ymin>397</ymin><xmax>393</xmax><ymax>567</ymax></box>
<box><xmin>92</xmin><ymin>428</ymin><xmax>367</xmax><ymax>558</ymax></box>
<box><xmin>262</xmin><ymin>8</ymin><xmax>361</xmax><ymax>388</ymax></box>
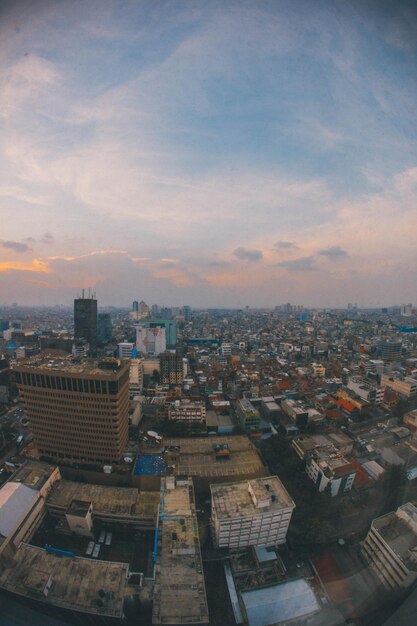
<box><xmin>1</xmin><ymin>0</ymin><xmax>417</xmax><ymax>308</ymax></box>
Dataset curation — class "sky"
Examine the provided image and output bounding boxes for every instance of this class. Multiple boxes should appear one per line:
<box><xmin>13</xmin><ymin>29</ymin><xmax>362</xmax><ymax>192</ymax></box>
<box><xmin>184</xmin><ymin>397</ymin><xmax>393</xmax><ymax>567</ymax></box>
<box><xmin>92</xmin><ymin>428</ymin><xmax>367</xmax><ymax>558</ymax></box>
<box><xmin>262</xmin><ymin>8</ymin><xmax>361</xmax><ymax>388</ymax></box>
<box><xmin>1</xmin><ymin>0</ymin><xmax>417</xmax><ymax>308</ymax></box>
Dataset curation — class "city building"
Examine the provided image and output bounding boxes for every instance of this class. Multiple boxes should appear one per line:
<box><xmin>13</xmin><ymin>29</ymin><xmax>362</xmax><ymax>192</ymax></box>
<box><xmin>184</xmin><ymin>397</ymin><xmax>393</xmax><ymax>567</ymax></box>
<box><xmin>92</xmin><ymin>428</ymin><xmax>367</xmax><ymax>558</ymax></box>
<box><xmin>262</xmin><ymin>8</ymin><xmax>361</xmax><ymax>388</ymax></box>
<box><xmin>97</xmin><ymin>312</ymin><xmax>112</xmax><ymax>343</ymax></box>
<box><xmin>137</xmin><ymin>319</ymin><xmax>177</xmax><ymax>348</ymax></box>
<box><xmin>152</xmin><ymin>477</ymin><xmax>209</xmax><ymax>625</ymax></box>
<box><xmin>136</xmin><ymin>324</ymin><xmax>166</xmax><ymax>355</ymax></box>
<box><xmin>129</xmin><ymin>357</ymin><xmax>143</xmax><ymax>397</ymax></box>
<box><xmin>14</xmin><ymin>356</ymin><xmax>129</xmax><ymax>466</ymax></box>
<box><xmin>377</xmin><ymin>341</ymin><xmax>402</xmax><ymax>361</ymax></box>
<box><xmin>347</xmin><ymin>377</ymin><xmax>385</xmax><ymax>404</ymax></box>
<box><xmin>304</xmin><ymin>445</ymin><xmax>356</xmax><ymax>496</ymax></box>
<box><xmin>236</xmin><ymin>398</ymin><xmax>261</xmax><ymax>432</ymax></box>
<box><xmin>160</xmin><ymin>351</ymin><xmax>185</xmax><ymax>385</ymax></box>
<box><xmin>404</xmin><ymin>409</ymin><xmax>417</xmax><ymax>433</ymax></box>
<box><xmin>182</xmin><ymin>305</ymin><xmax>191</xmax><ymax>321</ymax></box>
<box><xmin>74</xmin><ymin>295</ymin><xmax>97</xmax><ymax>352</ymax></box>
<box><xmin>210</xmin><ymin>476</ymin><xmax>295</xmax><ymax>549</ymax></box>
<box><xmin>168</xmin><ymin>399</ymin><xmax>206</xmax><ymax>429</ymax></box>
<box><xmin>281</xmin><ymin>399</ymin><xmax>309</xmax><ymax>427</ymax></box>
<box><xmin>381</xmin><ymin>374</ymin><xmax>417</xmax><ymax>398</ymax></box>
<box><xmin>118</xmin><ymin>342</ymin><xmax>134</xmax><ymax>359</ymax></box>
<box><xmin>361</xmin><ymin>503</ymin><xmax>417</xmax><ymax>590</ymax></box>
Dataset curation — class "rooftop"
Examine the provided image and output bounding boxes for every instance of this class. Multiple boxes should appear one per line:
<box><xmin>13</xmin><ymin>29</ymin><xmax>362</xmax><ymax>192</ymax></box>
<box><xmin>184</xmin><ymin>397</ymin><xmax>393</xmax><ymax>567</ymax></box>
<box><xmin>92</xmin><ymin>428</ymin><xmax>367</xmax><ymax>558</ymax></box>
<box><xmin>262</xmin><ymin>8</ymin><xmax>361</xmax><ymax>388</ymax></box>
<box><xmin>373</xmin><ymin>503</ymin><xmax>417</xmax><ymax>570</ymax></box>
<box><xmin>211</xmin><ymin>476</ymin><xmax>295</xmax><ymax>519</ymax></box>
<box><xmin>163</xmin><ymin>435</ymin><xmax>266</xmax><ymax>478</ymax></box>
<box><xmin>46</xmin><ymin>481</ymin><xmax>159</xmax><ymax>522</ymax></box>
<box><xmin>241</xmin><ymin>578</ymin><xmax>320</xmax><ymax>626</ymax></box>
<box><xmin>0</xmin><ymin>482</ymin><xmax>39</xmax><ymax>538</ymax></box>
<box><xmin>153</xmin><ymin>480</ymin><xmax>209</xmax><ymax>625</ymax></box>
<box><xmin>14</xmin><ymin>355</ymin><xmax>128</xmax><ymax>378</ymax></box>
<box><xmin>0</xmin><ymin>543</ymin><xmax>129</xmax><ymax>618</ymax></box>
<box><xmin>10</xmin><ymin>461</ymin><xmax>58</xmax><ymax>491</ymax></box>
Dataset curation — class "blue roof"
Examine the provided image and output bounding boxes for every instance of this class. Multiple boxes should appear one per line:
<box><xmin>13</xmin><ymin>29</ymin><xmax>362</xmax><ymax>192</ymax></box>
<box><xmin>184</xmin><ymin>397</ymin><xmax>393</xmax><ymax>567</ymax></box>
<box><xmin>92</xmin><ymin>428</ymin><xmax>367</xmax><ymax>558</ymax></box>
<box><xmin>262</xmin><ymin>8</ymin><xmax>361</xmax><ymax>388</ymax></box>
<box><xmin>133</xmin><ymin>455</ymin><xmax>167</xmax><ymax>476</ymax></box>
<box><xmin>241</xmin><ymin>578</ymin><xmax>319</xmax><ymax>626</ymax></box>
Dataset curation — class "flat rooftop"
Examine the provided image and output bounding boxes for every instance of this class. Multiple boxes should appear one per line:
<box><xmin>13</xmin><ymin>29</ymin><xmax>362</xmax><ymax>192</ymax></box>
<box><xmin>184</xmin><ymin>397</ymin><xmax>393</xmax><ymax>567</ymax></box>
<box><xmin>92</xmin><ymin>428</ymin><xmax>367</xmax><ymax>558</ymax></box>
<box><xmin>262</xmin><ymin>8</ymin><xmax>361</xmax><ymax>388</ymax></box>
<box><xmin>153</xmin><ymin>480</ymin><xmax>208</xmax><ymax>625</ymax></box>
<box><xmin>14</xmin><ymin>355</ymin><xmax>128</xmax><ymax>377</ymax></box>
<box><xmin>211</xmin><ymin>476</ymin><xmax>295</xmax><ymax>520</ymax></box>
<box><xmin>0</xmin><ymin>543</ymin><xmax>129</xmax><ymax>618</ymax></box>
<box><xmin>163</xmin><ymin>436</ymin><xmax>266</xmax><ymax>478</ymax></box>
<box><xmin>10</xmin><ymin>461</ymin><xmax>58</xmax><ymax>491</ymax></box>
<box><xmin>374</xmin><ymin>508</ymin><xmax>417</xmax><ymax>571</ymax></box>
<box><xmin>46</xmin><ymin>481</ymin><xmax>159</xmax><ymax>522</ymax></box>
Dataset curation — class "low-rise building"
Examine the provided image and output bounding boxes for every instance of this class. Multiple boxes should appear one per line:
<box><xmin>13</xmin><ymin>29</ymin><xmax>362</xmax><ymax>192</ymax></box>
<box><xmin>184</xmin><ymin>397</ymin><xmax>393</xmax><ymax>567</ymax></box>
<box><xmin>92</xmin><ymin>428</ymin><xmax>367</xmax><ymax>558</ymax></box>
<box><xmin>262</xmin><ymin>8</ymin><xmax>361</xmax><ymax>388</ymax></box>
<box><xmin>168</xmin><ymin>399</ymin><xmax>206</xmax><ymax>427</ymax></box>
<box><xmin>210</xmin><ymin>476</ymin><xmax>295</xmax><ymax>549</ymax></box>
<box><xmin>404</xmin><ymin>409</ymin><xmax>417</xmax><ymax>433</ymax></box>
<box><xmin>381</xmin><ymin>374</ymin><xmax>417</xmax><ymax>398</ymax></box>
<box><xmin>361</xmin><ymin>503</ymin><xmax>417</xmax><ymax>590</ymax></box>
<box><xmin>305</xmin><ymin>445</ymin><xmax>356</xmax><ymax>496</ymax></box>
<box><xmin>236</xmin><ymin>398</ymin><xmax>261</xmax><ymax>432</ymax></box>
<box><xmin>281</xmin><ymin>399</ymin><xmax>308</xmax><ymax>427</ymax></box>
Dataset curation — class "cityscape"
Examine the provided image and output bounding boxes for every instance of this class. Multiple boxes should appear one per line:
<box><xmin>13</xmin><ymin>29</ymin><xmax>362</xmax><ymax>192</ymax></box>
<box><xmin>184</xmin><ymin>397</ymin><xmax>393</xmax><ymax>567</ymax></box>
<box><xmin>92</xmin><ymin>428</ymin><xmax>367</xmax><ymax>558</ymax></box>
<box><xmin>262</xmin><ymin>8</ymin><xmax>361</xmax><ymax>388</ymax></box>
<box><xmin>1</xmin><ymin>1</ymin><xmax>417</xmax><ymax>625</ymax></box>
<box><xmin>1</xmin><ymin>299</ymin><xmax>417</xmax><ymax>625</ymax></box>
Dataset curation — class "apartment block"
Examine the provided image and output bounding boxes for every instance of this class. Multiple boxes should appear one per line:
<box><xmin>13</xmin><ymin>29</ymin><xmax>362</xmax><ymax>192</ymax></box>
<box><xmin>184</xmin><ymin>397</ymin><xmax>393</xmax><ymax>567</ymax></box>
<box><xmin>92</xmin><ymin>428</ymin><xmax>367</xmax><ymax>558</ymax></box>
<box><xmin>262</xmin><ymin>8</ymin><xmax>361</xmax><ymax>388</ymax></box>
<box><xmin>169</xmin><ymin>399</ymin><xmax>206</xmax><ymax>425</ymax></box>
<box><xmin>347</xmin><ymin>377</ymin><xmax>385</xmax><ymax>404</ymax></box>
<box><xmin>210</xmin><ymin>476</ymin><xmax>295</xmax><ymax>549</ymax></box>
<box><xmin>160</xmin><ymin>351</ymin><xmax>185</xmax><ymax>385</ymax></box>
<box><xmin>361</xmin><ymin>503</ymin><xmax>417</xmax><ymax>590</ymax></box>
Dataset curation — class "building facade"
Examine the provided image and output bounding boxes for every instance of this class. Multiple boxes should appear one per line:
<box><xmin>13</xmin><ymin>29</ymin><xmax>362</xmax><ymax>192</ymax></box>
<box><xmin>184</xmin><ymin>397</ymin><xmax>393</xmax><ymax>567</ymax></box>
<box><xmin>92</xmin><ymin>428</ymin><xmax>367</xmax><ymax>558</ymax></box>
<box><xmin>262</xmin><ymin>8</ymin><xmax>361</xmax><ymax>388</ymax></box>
<box><xmin>160</xmin><ymin>351</ymin><xmax>185</xmax><ymax>385</ymax></box>
<box><xmin>361</xmin><ymin>503</ymin><xmax>417</xmax><ymax>591</ymax></box>
<box><xmin>14</xmin><ymin>356</ymin><xmax>129</xmax><ymax>465</ymax></box>
<box><xmin>236</xmin><ymin>398</ymin><xmax>261</xmax><ymax>432</ymax></box>
<box><xmin>211</xmin><ymin>476</ymin><xmax>295</xmax><ymax>549</ymax></box>
<box><xmin>74</xmin><ymin>296</ymin><xmax>97</xmax><ymax>351</ymax></box>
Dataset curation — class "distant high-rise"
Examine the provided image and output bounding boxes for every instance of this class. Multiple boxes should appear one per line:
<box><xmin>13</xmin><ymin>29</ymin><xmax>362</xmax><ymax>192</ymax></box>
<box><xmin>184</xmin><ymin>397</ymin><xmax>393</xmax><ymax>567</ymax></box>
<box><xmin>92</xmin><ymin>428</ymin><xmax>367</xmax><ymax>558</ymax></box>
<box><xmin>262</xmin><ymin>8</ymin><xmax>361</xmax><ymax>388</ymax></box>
<box><xmin>14</xmin><ymin>356</ymin><xmax>129</xmax><ymax>465</ymax></box>
<box><xmin>97</xmin><ymin>312</ymin><xmax>112</xmax><ymax>343</ymax></box>
<box><xmin>132</xmin><ymin>300</ymin><xmax>139</xmax><ymax>313</ymax></box>
<box><xmin>74</xmin><ymin>294</ymin><xmax>97</xmax><ymax>351</ymax></box>
<box><xmin>183</xmin><ymin>305</ymin><xmax>191</xmax><ymax>321</ymax></box>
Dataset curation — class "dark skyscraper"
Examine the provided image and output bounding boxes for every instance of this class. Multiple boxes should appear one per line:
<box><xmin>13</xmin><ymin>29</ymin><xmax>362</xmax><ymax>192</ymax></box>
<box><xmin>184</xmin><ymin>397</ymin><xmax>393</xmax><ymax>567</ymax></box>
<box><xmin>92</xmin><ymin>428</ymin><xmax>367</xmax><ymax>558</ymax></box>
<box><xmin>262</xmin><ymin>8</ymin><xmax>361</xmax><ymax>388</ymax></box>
<box><xmin>97</xmin><ymin>312</ymin><xmax>112</xmax><ymax>343</ymax></box>
<box><xmin>74</xmin><ymin>294</ymin><xmax>97</xmax><ymax>350</ymax></box>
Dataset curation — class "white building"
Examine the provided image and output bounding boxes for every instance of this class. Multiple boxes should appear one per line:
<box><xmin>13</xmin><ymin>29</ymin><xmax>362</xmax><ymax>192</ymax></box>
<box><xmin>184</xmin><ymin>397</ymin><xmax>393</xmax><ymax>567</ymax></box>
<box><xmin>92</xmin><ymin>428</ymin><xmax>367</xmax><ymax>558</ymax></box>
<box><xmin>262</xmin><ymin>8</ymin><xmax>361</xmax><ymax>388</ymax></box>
<box><xmin>136</xmin><ymin>325</ymin><xmax>166</xmax><ymax>356</ymax></box>
<box><xmin>210</xmin><ymin>476</ymin><xmax>295</xmax><ymax>550</ymax></box>
<box><xmin>304</xmin><ymin>445</ymin><xmax>356</xmax><ymax>496</ymax></box>
<box><xmin>381</xmin><ymin>374</ymin><xmax>417</xmax><ymax>398</ymax></box>
<box><xmin>361</xmin><ymin>503</ymin><xmax>417</xmax><ymax>590</ymax></box>
<box><xmin>118</xmin><ymin>342</ymin><xmax>134</xmax><ymax>359</ymax></box>
<box><xmin>347</xmin><ymin>377</ymin><xmax>385</xmax><ymax>404</ymax></box>
<box><xmin>220</xmin><ymin>342</ymin><xmax>232</xmax><ymax>356</ymax></box>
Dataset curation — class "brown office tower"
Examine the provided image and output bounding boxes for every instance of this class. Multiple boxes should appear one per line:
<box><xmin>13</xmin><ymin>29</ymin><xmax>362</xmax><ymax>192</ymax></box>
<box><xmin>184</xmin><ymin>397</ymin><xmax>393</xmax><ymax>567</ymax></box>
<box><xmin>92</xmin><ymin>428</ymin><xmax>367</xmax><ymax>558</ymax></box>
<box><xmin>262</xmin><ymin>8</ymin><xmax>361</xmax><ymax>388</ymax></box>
<box><xmin>14</xmin><ymin>356</ymin><xmax>129</xmax><ymax>466</ymax></box>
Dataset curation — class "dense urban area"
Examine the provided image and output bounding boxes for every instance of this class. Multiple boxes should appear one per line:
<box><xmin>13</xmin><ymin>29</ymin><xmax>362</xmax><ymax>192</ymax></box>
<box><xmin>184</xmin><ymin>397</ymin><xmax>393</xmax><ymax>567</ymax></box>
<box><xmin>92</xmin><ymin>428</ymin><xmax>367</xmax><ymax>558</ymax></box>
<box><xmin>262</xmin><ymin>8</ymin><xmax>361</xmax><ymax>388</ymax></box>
<box><xmin>1</xmin><ymin>299</ymin><xmax>417</xmax><ymax>626</ymax></box>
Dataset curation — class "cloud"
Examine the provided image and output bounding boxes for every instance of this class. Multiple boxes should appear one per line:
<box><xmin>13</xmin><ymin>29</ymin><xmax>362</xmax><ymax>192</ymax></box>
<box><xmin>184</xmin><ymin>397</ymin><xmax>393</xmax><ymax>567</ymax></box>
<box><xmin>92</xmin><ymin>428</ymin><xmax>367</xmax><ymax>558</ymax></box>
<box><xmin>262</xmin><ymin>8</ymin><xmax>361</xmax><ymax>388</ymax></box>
<box><xmin>274</xmin><ymin>241</ymin><xmax>297</xmax><ymax>249</ymax></box>
<box><xmin>41</xmin><ymin>232</ymin><xmax>54</xmax><ymax>244</ymax></box>
<box><xmin>0</xmin><ymin>259</ymin><xmax>50</xmax><ymax>273</ymax></box>
<box><xmin>1</xmin><ymin>240</ymin><xmax>32</xmax><ymax>253</ymax></box>
<box><xmin>318</xmin><ymin>246</ymin><xmax>349</xmax><ymax>259</ymax></box>
<box><xmin>233</xmin><ymin>247</ymin><xmax>263</xmax><ymax>262</ymax></box>
<box><xmin>276</xmin><ymin>256</ymin><xmax>316</xmax><ymax>272</ymax></box>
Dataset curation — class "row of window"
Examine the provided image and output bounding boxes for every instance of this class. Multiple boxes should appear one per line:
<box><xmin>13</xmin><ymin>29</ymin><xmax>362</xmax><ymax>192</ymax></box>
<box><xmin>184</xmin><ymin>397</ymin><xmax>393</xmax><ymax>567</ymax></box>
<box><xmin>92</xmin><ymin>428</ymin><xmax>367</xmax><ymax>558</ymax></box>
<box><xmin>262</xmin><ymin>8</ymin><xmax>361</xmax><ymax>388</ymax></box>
<box><xmin>16</xmin><ymin>371</ymin><xmax>123</xmax><ymax>394</ymax></box>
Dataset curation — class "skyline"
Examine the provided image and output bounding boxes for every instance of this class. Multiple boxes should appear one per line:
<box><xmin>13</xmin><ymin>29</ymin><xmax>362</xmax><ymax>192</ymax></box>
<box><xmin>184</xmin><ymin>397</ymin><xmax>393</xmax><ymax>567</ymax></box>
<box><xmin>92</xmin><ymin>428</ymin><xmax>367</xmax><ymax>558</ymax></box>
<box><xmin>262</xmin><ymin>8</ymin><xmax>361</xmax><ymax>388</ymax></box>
<box><xmin>1</xmin><ymin>0</ymin><xmax>417</xmax><ymax>308</ymax></box>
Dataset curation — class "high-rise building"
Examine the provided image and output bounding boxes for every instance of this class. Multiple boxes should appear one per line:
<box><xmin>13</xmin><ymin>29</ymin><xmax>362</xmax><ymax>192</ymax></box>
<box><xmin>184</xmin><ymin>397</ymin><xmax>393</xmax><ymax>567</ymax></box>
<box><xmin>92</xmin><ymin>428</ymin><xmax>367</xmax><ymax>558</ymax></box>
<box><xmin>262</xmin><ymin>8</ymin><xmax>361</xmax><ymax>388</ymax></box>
<box><xmin>182</xmin><ymin>305</ymin><xmax>191</xmax><ymax>321</ymax></box>
<box><xmin>136</xmin><ymin>325</ymin><xmax>166</xmax><ymax>355</ymax></box>
<box><xmin>160</xmin><ymin>351</ymin><xmax>184</xmax><ymax>384</ymax></box>
<box><xmin>97</xmin><ymin>313</ymin><xmax>112</xmax><ymax>343</ymax></box>
<box><xmin>14</xmin><ymin>356</ymin><xmax>129</xmax><ymax>466</ymax></box>
<box><xmin>132</xmin><ymin>300</ymin><xmax>139</xmax><ymax>313</ymax></box>
<box><xmin>74</xmin><ymin>295</ymin><xmax>97</xmax><ymax>351</ymax></box>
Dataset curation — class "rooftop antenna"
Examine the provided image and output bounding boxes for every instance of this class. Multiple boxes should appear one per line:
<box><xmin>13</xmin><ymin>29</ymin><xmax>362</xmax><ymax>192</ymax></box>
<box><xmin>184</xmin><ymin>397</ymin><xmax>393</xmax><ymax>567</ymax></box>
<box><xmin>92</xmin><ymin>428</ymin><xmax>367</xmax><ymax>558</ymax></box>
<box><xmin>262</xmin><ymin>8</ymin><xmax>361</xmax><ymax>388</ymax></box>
<box><xmin>82</xmin><ymin>288</ymin><xmax>85</xmax><ymax>299</ymax></box>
